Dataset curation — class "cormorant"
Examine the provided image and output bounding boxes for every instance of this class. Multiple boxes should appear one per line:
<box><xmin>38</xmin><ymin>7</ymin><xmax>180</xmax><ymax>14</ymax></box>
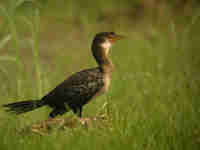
<box><xmin>3</xmin><ymin>32</ymin><xmax>123</xmax><ymax>120</ymax></box>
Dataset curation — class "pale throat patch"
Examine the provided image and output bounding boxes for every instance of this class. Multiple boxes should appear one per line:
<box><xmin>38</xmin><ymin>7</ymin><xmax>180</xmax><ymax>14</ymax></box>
<box><xmin>100</xmin><ymin>39</ymin><xmax>112</xmax><ymax>55</ymax></box>
<box><xmin>103</xmin><ymin>74</ymin><xmax>111</xmax><ymax>92</ymax></box>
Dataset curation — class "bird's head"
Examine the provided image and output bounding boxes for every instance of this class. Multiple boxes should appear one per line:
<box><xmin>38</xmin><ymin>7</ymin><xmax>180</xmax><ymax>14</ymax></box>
<box><xmin>91</xmin><ymin>32</ymin><xmax>123</xmax><ymax>71</ymax></box>
<box><xmin>92</xmin><ymin>32</ymin><xmax>123</xmax><ymax>56</ymax></box>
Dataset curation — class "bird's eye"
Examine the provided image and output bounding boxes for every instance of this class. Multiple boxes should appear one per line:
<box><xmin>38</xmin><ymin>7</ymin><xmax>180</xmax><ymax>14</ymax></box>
<box><xmin>110</xmin><ymin>32</ymin><xmax>115</xmax><ymax>35</ymax></box>
<box><xmin>107</xmin><ymin>32</ymin><xmax>116</xmax><ymax>39</ymax></box>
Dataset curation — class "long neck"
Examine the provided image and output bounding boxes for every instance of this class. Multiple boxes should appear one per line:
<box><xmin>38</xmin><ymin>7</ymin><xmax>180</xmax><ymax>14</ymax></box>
<box><xmin>100</xmin><ymin>50</ymin><xmax>114</xmax><ymax>73</ymax></box>
<box><xmin>92</xmin><ymin>45</ymin><xmax>114</xmax><ymax>74</ymax></box>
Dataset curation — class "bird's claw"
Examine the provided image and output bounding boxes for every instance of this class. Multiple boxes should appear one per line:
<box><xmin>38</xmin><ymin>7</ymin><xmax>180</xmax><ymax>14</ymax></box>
<box><xmin>79</xmin><ymin>117</ymin><xmax>90</xmax><ymax>124</ymax></box>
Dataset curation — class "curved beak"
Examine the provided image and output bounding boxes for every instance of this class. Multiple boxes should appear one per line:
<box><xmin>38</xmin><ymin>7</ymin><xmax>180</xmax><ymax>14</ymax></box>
<box><xmin>115</xmin><ymin>34</ymin><xmax>125</xmax><ymax>40</ymax></box>
<box><xmin>109</xmin><ymin>34</ymin><xmax>125</xmax><ymax>43</ymax></box>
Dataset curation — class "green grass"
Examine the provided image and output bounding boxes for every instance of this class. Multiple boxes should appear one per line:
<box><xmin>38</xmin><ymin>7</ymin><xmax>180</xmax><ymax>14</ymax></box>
<box><xmin>0</xmin><ymin>1</ymin><xmax>200</xmax><ymax>150</ymax></box>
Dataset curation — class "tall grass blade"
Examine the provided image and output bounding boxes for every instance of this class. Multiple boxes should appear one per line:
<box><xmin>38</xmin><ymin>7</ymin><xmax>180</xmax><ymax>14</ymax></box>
<box><xmin>20</xmin><ymin>7</ymin><xmax>42</xmax><ymax>98</ymax></box>
<box><xmin>0</xmin><ymin>34</ymin><xmax>12</xmax><ymax>50</ymax></box>
<box><xmin>0</xmin><ymin>4</ymin><xmax>24</xmax><ymax>97</ymax></box>
<box><xmin>32</xmin><ymin>8</ymin><xmax>42</xmax><ymax>98</ymax></box>
<box><xmin>0</xmin><ymin>55</ymin><xmax>17</xmax><ymax>62</ymax></box>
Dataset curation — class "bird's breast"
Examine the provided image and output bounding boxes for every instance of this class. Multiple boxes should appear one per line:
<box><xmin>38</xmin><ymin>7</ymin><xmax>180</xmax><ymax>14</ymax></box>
<box><xmin>103</xmin><ymin>73</ymin><xmax>112</xmax><ymax>92</ymax></box>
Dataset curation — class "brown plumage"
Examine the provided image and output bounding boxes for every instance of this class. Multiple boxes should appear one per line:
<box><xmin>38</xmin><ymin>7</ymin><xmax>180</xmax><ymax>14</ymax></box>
<box><xmin>3</xmin><ymin>32</ymin><xmax>123</xmax><ymax>119</ymax></box>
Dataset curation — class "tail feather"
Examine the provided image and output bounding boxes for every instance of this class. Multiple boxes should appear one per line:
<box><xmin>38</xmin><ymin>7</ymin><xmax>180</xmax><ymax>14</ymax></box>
<box><xmin>2</xmin><ymin>100</ymin><xmax>45</xmax><ymax>114</ymax></box>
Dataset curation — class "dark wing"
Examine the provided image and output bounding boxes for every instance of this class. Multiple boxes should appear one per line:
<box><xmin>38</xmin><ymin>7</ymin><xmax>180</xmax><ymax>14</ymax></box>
<box><xmin>43</xmin><ymin>67</ymin><xmax>104</xmax><ymax>107</ymax></box>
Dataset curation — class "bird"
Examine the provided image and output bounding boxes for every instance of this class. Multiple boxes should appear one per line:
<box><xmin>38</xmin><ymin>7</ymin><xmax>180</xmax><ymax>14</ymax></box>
<box><xmin>2</xmin><ymin>32</ymin><xmax>123</xmax><ymax>121</ymax></box>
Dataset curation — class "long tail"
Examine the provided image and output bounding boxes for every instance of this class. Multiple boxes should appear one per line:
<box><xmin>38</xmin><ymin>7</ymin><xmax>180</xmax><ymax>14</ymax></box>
<box><xmin>2</xmin><ymin>100</ymin><xmax>45</xmax><ymax>115</ymax></box>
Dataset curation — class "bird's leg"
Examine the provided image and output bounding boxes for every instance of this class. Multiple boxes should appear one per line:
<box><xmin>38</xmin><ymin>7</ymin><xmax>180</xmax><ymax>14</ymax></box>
<box><xmin>77</xmin><ymin>106</ymin><xmax>82</xmax><ymax>118</ymax></box>
<box><xmin>72</xmin><ymin>107</ymin><xmax>90</xmax><ymax>125</ymax></box>
<box><xmin>72</xmin><ymin>106</ymin><xmax>82</xmax><ymax>118</ymax></box>
<box><xmin>77</xmin><ymin>106</ymin><xmax>91</xmax><ymax>125</ymax></box>
<box><xmin>46</xmin><ymin>107</ymin><xmax>67</xmax><ymax>123</ymax></box>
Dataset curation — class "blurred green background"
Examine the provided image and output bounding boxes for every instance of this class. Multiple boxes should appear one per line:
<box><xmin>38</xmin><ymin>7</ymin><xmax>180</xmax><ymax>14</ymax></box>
<box><xmin>0</xmin><ymin>0</ymin><xmax>200</xmax><ymax>149</ymax></box>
